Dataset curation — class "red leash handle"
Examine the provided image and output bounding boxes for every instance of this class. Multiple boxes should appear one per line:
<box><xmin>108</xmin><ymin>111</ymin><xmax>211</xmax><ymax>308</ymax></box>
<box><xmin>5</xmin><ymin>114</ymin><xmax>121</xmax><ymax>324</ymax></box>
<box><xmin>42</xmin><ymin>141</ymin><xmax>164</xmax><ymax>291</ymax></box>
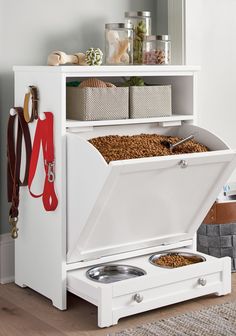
<box><xmin>28</xmin><ymin>112</ymin><xmax>58</xmax><ymax>211</ymax></box>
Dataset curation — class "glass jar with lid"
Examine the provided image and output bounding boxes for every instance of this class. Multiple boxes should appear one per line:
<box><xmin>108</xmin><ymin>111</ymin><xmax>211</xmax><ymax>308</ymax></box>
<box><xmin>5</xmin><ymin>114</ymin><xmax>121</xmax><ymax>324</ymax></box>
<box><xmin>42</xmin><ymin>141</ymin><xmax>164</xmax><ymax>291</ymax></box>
<box><xmin>105</xmin><ymin>23</ymin><xmax>133</xmax><ymax>65</ymax></box>
<box><xmin>143</xmin><ymin>35</ymin><xmax>171</xmax><ymax>65</ymax></box>
<box><xmin>125</xmin><ymin>11</ymin><xmax>151</xmax><ymax>64</ymax></box>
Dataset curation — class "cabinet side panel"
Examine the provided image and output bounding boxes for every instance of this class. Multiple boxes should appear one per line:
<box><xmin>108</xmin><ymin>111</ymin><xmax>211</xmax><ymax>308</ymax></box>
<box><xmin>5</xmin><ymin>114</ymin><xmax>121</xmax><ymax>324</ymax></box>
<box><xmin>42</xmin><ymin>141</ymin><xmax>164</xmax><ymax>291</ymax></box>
<box><xmin>14</xmin><ymin>71</ymin><xmax>67</xmax><ymax>309</ymax></box>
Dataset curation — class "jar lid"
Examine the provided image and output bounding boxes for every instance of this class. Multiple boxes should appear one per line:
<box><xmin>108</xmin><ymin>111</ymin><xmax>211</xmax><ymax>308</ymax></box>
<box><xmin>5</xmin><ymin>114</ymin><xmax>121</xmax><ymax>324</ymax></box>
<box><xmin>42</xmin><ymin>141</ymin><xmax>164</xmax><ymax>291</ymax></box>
<box><xmin>125</xmin><ymin>11</ymin><xmax>151</xmax><ymax>18</ymax></box>
<box><xmin>157</xmin><ymin>35</ymin><xmax>170</xmax><ymax>41</ymax></box>
<box><xmin>105</xmin><ymin>23</ymin><xmax>133</xmax><ymax>29</ymax></box>
<box><xmin>144</xmin><ymin>35</ymin><xmax>170</xmax><ymax>41</ymax></box>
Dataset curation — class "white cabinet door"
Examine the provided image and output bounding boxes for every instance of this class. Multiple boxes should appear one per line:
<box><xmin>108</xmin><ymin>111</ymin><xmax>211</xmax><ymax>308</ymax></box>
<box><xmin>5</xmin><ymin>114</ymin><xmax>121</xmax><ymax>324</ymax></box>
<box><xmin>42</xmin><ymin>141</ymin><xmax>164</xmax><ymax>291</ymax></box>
<box><xmin>67</xmin><ymin>124</ymin><xmax>236</xmax><ymax>263</ymax></box>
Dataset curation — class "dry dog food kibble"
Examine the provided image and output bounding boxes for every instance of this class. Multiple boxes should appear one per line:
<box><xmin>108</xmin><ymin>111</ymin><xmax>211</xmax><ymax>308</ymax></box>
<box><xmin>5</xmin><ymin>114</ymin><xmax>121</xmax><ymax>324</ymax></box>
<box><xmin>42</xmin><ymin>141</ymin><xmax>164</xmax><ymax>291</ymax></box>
<box><xmin>89</xmin><ymin>134</ymin><xmax>208</xmax><ymax>163</ymax></box>
<box><xmin>154</xmin><ymin>254</ymin><xmax>204</xmax><ymax>268</ymax></box>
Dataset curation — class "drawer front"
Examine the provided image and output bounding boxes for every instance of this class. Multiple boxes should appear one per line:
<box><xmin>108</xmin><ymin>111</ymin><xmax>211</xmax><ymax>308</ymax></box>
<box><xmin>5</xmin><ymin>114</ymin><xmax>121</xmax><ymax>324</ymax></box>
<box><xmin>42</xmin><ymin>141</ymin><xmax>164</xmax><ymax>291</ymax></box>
<box><xmin>112</xmin><ymin>271</ymin><xmax>223</xmax><ymax>322</ymax></box>
<box><xmin>113</xmin><ymin>272</ymin><xmax>221</xmax><ymax>309</ymax></box>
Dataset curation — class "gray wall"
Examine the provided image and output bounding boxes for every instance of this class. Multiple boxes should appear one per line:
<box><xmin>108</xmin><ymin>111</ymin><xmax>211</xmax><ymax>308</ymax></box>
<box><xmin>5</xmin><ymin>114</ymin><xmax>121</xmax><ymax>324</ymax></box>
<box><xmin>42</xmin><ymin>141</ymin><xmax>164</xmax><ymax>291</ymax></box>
<box><xmin>185</xmin><ymin>0</ymin><xmax>236</xmax><ymax>182</ymax></box>
<box><xmin>156</xmin><ymin>0</ymin><xmax>168</xmax><ymax>34</ymax></box>
<box><xmin>0</xmin><ymin>0</ymin><xmax>159</xmax><ymax>234</ymax></box>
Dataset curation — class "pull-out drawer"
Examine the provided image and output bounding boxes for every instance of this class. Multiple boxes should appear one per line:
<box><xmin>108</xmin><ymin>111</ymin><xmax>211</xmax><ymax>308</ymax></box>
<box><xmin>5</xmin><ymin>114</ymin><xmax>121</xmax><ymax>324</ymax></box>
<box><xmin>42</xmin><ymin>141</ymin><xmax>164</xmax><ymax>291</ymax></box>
<box><xmin>67</xmin><ymin>250</ymin><xmax>231</xmax><ymax>327</ymax></box>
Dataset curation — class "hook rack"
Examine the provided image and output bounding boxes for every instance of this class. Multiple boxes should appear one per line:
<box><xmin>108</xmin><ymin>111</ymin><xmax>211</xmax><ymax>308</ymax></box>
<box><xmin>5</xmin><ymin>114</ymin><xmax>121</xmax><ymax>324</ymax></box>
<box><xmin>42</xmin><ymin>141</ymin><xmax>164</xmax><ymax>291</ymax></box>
<box><xmin>9</xmin><ymin>108</ymin><xmax>17</xmax><ymax>116</ymax></box>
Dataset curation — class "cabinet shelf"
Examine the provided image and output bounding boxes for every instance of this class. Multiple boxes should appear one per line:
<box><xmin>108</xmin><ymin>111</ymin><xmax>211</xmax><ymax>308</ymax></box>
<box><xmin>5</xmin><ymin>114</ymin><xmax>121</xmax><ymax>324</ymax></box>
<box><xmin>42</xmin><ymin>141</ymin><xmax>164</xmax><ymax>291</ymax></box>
<box><xmin>13</xmin><ymin>65</ymin><xmax>200</xmax><ymax>77</ymax></box>
<box><xmin>66</xmin><ymin>114</ymin><xmax>194</xmax><ymax>129</ymax></box>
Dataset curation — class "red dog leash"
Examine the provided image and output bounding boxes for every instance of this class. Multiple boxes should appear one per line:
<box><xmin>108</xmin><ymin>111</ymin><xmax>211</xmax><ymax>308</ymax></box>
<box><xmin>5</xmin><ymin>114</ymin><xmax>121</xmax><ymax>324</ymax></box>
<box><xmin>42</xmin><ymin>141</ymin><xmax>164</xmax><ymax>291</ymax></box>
<box><xmin>28</xmin><ymin>112</ymin><xmax>58</xmax><ymax>211</ymax></box>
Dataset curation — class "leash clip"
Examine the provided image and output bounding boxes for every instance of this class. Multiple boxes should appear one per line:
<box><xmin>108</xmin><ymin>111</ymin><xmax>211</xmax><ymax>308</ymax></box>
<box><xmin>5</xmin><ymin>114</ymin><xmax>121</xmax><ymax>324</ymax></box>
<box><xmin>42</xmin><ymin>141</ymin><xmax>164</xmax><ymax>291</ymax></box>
<box><xmin>47</xmin><ymin>161</ymin><xmax>55</xmax><ymax>182</ymax></box>
<box><xmin>9</xmin><ymin>215</ymin><xmax>19</xmax><ymax>239</ymax></box>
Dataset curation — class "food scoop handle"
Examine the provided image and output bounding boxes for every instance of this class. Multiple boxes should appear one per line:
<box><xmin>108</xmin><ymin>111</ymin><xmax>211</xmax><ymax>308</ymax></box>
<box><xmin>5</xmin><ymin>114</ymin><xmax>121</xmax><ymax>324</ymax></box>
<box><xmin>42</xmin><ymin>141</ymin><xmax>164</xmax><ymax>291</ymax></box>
<box><xmin>161</xmin><ymin>135</ymin><xmax>194</xmax><ymax>150</ymax></box>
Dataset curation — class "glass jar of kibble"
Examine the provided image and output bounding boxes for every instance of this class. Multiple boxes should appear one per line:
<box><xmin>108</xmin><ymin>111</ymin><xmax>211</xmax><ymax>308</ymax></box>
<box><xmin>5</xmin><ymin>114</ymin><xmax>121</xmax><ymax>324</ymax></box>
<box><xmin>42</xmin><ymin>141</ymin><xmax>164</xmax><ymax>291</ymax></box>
<box><xmin>143</xmin><ymin>35</ymin><xmax>171</xmax><ymax>65</ymax></box>
<box><xmin>105</xmin><ymin>23</ymin><xmax>133</xmax><ymax>65</ymax></box>
<box><xmin>125</xmin><ymin>11</ymin><xmax>151</xmax><ymax>64</ymax></box>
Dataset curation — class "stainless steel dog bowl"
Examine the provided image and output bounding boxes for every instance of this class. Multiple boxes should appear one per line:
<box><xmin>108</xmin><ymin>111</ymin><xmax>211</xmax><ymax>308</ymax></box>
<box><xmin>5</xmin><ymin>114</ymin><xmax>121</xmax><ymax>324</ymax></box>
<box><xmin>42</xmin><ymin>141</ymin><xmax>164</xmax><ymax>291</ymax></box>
<box><xmin>149</xmin><ymin>251</ymin><xmax>206</xmax><ymax>269</ymax></box>
<box><xmin>86</xmin><ymin>264</ymin><xmax>146</xmax><ymax>283</ymax></box>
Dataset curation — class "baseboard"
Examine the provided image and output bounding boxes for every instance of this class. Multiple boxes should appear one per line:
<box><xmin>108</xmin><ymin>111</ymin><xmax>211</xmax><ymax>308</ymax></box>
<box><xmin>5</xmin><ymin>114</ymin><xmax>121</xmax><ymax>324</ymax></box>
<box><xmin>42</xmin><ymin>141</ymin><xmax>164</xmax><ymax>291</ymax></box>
<box><xmin>0</xmin><ymin>233</ymin><xmax>15</xmax><ymax>284</ymax></box>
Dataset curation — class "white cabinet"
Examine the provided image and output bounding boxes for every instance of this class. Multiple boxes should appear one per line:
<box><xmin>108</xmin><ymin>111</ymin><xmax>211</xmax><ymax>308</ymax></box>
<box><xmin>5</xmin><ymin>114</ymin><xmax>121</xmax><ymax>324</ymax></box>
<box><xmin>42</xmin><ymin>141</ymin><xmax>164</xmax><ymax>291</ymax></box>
<box><xmin>13</xmin><ymin>65</ymin><xmax>236</xmax><ymax>327</ymax></box>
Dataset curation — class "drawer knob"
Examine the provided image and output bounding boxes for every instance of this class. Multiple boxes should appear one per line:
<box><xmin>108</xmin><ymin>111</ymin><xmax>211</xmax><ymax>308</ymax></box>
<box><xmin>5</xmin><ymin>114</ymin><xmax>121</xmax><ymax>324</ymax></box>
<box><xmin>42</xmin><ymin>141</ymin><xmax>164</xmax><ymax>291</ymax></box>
<box><xmin>133</xmin><ymin>293</ymin><xmax>143</xmax><ymax>303</ymax></box>
<box><xmin>179</xmin><ymin>160</ymin><xmax>188</xmax><ymax>168</ymax></box>
<box><xmin>198</xmin><ymin>278</ymin><xmax>207</xmax><ymax>286</ymax></box>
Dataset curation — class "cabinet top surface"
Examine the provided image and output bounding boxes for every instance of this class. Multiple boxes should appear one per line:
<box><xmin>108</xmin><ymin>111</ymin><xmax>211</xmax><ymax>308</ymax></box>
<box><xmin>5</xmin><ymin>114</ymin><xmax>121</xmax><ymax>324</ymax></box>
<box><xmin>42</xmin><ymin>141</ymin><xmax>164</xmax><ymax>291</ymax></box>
<box><xmin>13</xmin><ymin>65</ymin><xmax>200</xmax><ymax>76</ymax></box>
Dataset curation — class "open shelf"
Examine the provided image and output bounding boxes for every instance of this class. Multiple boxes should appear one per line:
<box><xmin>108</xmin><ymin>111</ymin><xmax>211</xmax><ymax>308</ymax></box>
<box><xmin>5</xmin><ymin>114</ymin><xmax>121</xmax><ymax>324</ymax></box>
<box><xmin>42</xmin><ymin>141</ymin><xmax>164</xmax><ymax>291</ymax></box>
<box><xmin>14</xmin><ymin>65</ymin><xmax>200</xmax><ymax>76</ymax></box>
<box><xmin>66</xmin><ymin>114</ymin><xmax>194</xmax><ymax>129</ymax></box>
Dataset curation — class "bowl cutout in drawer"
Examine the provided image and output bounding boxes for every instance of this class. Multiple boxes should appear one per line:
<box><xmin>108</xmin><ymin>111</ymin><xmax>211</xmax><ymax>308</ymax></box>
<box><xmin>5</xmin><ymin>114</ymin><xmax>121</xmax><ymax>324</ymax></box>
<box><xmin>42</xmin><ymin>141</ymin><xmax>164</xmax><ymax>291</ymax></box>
<box><xmin>149</xmin><ymin>252</ymin><xmax>206</xmax><ymax>269</ymax></box>
<box><xmin>86</xmin><ymin>264</ymin><xmax>146</xmax><ymax>284</ymax></box>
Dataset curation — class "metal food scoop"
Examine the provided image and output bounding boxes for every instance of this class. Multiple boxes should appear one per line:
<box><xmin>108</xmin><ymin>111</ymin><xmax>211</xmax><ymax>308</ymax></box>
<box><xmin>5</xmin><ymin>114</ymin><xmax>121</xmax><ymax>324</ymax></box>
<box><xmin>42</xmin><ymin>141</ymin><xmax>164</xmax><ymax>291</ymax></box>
<box><xmin>161</xmin><ymin>134</ymin><xmax>194</xmax><ymax>151</ymax></box>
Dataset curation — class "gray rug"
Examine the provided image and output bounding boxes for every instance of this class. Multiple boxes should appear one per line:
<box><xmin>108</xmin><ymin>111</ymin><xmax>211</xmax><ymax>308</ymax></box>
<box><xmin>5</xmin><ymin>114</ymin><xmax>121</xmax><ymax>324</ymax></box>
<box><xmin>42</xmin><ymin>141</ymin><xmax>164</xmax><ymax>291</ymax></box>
<box><xmin>109</xmin><ymin>301</ymin><xmax>236</xmax><ymax>336</ymax></box>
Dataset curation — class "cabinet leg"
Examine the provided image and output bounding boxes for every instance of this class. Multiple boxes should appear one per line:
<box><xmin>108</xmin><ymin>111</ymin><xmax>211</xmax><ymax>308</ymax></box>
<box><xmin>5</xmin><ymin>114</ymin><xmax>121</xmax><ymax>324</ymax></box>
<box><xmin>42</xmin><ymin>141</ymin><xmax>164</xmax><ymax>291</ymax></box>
<box><xmin>98</xmin><ymin>308</ymin><xmax>113</xmax><ymax>328</ymax></box>
<box><xmin>97</xmin><ymin>287</ymin><xmax>113</xmax><ymax>328</ymax></box>
<box><xmin>15</xmin><ymin>279</ymin><xmax>27</xmax><ymax>288</ymax></box>
<box><xmin>216</xmin><ymin>258</ymin><xmax>231</xmax><ymax>296</ymax></box>
<box><xmin>52</xmin><ymin>293</ymin><xmax>67</xmax><ymax>310</ymax></box>
<box><xmin>16</xmin><ymin>283</ymin><xmax>27</xmax><ymax>288</ymax></box>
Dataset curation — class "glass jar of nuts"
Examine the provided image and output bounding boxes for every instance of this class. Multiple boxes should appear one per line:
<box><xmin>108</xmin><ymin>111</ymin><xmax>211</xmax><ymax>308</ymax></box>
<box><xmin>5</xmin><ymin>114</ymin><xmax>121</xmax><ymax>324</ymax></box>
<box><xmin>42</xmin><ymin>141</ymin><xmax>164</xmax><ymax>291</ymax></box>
<box><xmin>125</xmin><ymin>11</ymin><xmax>151</xmax><ymax>64</ymax></box>
<box><xmin>143</xmin><ymin>35</ymin><xmax>171</xmax><ymax>65</ymax></box>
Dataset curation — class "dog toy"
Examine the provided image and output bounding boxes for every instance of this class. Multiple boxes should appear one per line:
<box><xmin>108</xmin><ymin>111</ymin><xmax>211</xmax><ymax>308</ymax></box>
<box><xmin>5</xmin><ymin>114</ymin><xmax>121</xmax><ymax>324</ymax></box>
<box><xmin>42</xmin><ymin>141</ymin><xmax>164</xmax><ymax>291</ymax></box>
<box><xmin>47</xmin><ymin>51</ymin><xmax>86</xmax><ymax>66</ymax></box>
<box><xmin>85</xmin><ymin>48</ymin><xmax>103</xmax><ymax>66</ymax></box>
<box><xmin>47</xmin><ymin>48</ymin><xmax>103</xmax><ymax>66</ymax></box>
<box><xmin>79</xmin><ymin>78</ymin><xmax>115</xmax><ymax>88</ymax></box>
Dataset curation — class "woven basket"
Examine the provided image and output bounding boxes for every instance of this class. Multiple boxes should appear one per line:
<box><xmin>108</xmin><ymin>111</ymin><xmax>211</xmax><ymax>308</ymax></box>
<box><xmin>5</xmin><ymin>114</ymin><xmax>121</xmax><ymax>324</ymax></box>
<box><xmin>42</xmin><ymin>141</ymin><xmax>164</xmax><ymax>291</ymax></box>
<box><xmin>197</xmin><ymin>222</ymin><xmax>236</xmax><ymax>272</ymax></box>
<box><xmin>66</xmin><ymin>87</ymin><xmax>129</xmax><ymax>121</ymax></box>
<box><xmin>129</xmin><ymin>85</ymin><xmax>172</xmax><ymax>119</ymax></box>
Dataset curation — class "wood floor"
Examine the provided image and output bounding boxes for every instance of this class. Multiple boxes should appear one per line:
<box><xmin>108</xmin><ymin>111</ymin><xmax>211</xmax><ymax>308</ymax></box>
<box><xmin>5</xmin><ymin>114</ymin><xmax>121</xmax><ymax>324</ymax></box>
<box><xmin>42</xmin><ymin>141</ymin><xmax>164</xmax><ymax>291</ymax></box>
<box><xmin>0</xmin><ymin>274</ymin><xmax>235</xmax><ymax>336</ymax></box>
